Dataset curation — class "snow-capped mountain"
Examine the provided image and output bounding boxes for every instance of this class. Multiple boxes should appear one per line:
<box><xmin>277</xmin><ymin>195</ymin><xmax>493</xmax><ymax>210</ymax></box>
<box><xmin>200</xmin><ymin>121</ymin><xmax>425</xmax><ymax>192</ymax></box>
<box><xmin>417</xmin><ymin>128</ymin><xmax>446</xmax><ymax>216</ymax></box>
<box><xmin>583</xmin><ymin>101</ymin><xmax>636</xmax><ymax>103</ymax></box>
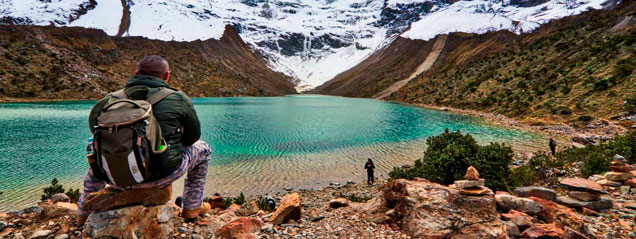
<box><xmin>0</xmin><ymin>0</ymin><xmax>609</xmax><ymax>88</ymax></box>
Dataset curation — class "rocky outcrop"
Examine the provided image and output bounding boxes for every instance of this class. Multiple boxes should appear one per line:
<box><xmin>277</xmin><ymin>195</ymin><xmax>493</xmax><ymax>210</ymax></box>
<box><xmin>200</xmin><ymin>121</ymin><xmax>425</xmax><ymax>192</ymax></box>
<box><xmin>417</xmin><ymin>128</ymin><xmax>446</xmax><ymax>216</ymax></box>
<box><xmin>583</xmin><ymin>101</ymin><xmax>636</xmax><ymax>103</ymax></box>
<box><xmin>514</xmin><ymin>187</ymin><xmax>557</xmax><ymax>201</ymax></box>
<box><xmin>363</xmin><ymin>179</ymin><xmax>506</xmax><ymax>238</ymax></box>
<box><xmin>558</xmin><ymin>178</ymin><xmax>612</xmax><ymax>211</ymax></box>
<box><xmin>269</xmin><ymin>193</ymin><xmax>301</xmax><ymax>225</ymax></box>
<box><xmin>216</xmin><ymin>217</ymin><xmax>264</xmax><ymax>239</ymax></box>
<box><xmin>82</xmin><ymin>186</ymin><xmax>172</xmax><ymax>212</ymax></box>
<box><xmin>495</xmin><ymin>193</ymin><xmax>542</xmax><ymax>215</ymax></box>
<box><xmin>83</xmin><ymin>204</ymin><xmax>179</xmax><ymax>239</ymax></box>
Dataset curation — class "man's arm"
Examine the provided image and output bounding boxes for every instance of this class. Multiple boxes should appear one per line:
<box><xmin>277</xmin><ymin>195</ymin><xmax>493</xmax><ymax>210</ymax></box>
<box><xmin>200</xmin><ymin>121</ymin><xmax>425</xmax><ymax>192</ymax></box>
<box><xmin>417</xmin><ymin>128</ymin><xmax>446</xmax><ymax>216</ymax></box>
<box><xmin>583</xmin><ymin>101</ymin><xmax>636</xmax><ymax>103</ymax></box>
<box><xmin>180</xmin><ymin>94</ymin><xmax>201</xmax><ymax>146</ymax></box>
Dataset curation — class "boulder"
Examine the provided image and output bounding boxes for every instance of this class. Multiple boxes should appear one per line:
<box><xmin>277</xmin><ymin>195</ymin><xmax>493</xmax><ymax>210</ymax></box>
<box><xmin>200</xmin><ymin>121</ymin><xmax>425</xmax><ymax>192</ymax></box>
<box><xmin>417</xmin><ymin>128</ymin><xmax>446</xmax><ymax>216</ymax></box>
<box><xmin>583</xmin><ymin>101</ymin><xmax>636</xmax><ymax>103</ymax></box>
<box><xmin>83</xmin><ymin>185</ymin><xmax>172</xmax><ymax>212</ymax></box>
<box><xmin>527</xmin><ymin>197</ymin><xmax>582</xmax><ymax>231</ymax></box>
<box><xmin>269</xmin><ymin>193</ymin><xmax>301</xmax><ymax>225</ymax></box>
<box><xmin>571</xmin><ymin>136</ymin><xmax>591</xmax><ymax>145</ymax></box>
<box><xmin>514</xmin><ymin>187</ymin><xmax>557</xmax><ymax>201</ymax></box>
<box><xmin>39</xmin><ymin>201</ymin><xmax>77</xmax><ymax>219</ymax></box>
<box><xmin>51</xmin><ymin>193</ymin><xmax>70</xmax><ymax>203</ymax></box>
<box><xmin>216</xmin><ymin>217</ymin><xmax>264</xmax><ymax>239</ymax></box>
<box><xmin>83</xmin><ymin>204</ymin><xmax>179</xmax><ymax>239</ymax></box>
<box><xmin>560</xmin><ymin>178</ymin><xmax>605</xmax><ymax>194</ymax></box>
<box><xmin>208</xmin><ymin>195</ymin><xmax>226</xmax><ymax>210</ymax></box>
<box><xmin>236</xmin><ymin>201</ymin><xmax>259</xmax><ymax>216</ymax></box>
<box><xmin>28</xmin><ymin>230</ymin><xmax>52</xmax><ymax>239</ymax></box>
<box><xmin>609</xmin><ymin>161</ymin><xmax>633</xmax><ymax>172</ymax></box>
<box><xmin>465</xmin><ymin>166</ymin><xmax>480</xmax><ymax>180</ymax></box>
<box><xmin>520</xmin><ymin>223</ymin><xmax>564</xmax><ymax>239</ymax></box>
<box><xmin>363</xmin><ymin>179</ymin><xmax>506</xmax><ymax>239</ymax></box>
<box><xmin>604</xmin><ymin>171</ymin><xmax>633</xmax><ymax>181</ymax></box>
<box><xmin>581</xmin><ymin>207</ymin><xmax>598</xmax><ymax>216</ymax></box>
<box><xmin>502</xmin><ymin>221</ymin><xmax>520</xmax><ymax>238</ymax></box>
<box><xmin>495</xmin><ymin>194</ymin><xmax>542</xmax><ymax>215</ymax></box>
<box><xmin>625</xmin><ymin>178</ymin><xmax>636</xmax><ymax>187</ymax></box>
<box><xmin>631</xmin><ymin>170</ymin><xmax>636</xmax><ymax>177</ymax></box>
<box><xmin>329</xmin><ymin>198</ymin><xmax>349</xmax><ymax>209</ymax></box>
<box><xmin>453</xmin><ymin>179</ymin><xmax>485</xmax><ymax>189</ymax></box>
<box><xmin>556</xmin><ymin>196</ymin><xmax>613</xmax><ymax>211</ymax></box>
<box><xmin>501</xmin><ymin>210</ymin><xmax>534</xmax><ymax>231</ymax></box>
<box><xmin>567</xmin><ymin>191</ymin><xmax>601</xmax><ymax>202</ymax></box>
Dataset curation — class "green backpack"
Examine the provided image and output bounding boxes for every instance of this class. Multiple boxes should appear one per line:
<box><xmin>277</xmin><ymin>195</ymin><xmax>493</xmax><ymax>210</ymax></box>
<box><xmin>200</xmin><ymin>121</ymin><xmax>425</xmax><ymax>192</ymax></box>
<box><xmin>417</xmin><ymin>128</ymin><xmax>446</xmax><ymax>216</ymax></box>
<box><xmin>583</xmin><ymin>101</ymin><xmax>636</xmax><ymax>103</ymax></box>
<box><xmin>90</xmin><ymin>88</ymin><xmax>174</xmax><ymax>188</ymax></box>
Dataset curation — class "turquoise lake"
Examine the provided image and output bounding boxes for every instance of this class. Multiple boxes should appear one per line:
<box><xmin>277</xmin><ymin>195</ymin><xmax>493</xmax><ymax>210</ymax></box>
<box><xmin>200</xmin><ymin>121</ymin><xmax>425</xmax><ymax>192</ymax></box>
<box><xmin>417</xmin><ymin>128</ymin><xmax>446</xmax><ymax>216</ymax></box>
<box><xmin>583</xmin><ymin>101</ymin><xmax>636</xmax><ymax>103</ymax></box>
<box><xmin>0</xmin><ymin>95</ymin><xmax>544</xmax><ymax>212</ymax></box>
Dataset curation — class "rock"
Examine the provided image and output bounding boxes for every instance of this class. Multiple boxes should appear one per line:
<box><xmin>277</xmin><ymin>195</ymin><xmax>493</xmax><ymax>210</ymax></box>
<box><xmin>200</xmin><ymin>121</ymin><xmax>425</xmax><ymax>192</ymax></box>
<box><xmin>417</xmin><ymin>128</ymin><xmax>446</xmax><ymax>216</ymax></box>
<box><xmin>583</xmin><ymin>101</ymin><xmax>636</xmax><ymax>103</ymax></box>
<box><xmin>501</xmin><ymin>210</ymin><xmax>534</xmax><ymax>231</ymax></box>
<box><xmin>567</xmin><ymin>191</ymin><xmax>601</xmax><ymax>202</ymax></box>
<box><xmin>39</xmin><ymin>201</ymin><xmax>77</xmax><ymax>219</ymax></box>
<box><xmin>216</xmin><ymin>217</ymin><xmax>264</xmax><ymax>239</ymax></box>
<box><xmin>614</xmin><ymin>154</ymin><xmax>626</xmax><ymax>161</ymax></box>
<box><xmin>556</xmin><ymin>196</ymin><xmax>613</xmax><ymax>211</ymax></box>
<box><xmin>597</xmin><ymin>179</ymin><xmax>622</xmax><ymax>187</ymax></box>
<box><xmin>564</xmin><ymin>227</ymin><xmax>589</xmax><ymax>239</ymax></box>
<box><xmin>495</xmin><ymin>194</ymin><xmax>542</xmax><ymax>215</ymax></box>
<box><xmin>631</xmin><ymin>170</ymin><xmax>636</xmax><ymax>177</ymax></box>
<box><xmin>502</xmin><ymin>220</ymin><xmax>520</xmax><ymax>238</ymax></box>
<box><xmin>236</xmin><ymin>201</ymin><xmax>259</xmax><ymax>216</ymax></box>
<box><xmin>28</xmin><ymin>230</ymin><xmax>52</xmax><ymax>239</ymax></box>
<box><xmin>604</xmin><ymin>171</ymin><xmax>633</xmax><ymax>181</ymax></box>
<box><xmin>620</xmin><ymin>185</ymin><xmax>631</xmax><ymax>195</ymax></box>
<box><xmin>51</xmin><ymin>193</ymin><xmax>70</xmax><ymax>203</ymax></box>
<box><xmin>459</xmin><ymin>186</ymin><xmax>493</xmax><ymax>196</ymax></box>
<box><xmin>208</xmin><ymin>195</ymin><xmax>226</xmax><ymax>210</ymax></box>
<box><xmin>514</xmin><ymin>186</ymin><xmax>557</xmax><ymax>201</ymax></box>
<box><xmin>465</xmin><ymin>166</ymin><xmax>480</xmax><ymax>180</ymax></box>
<box><xmin>581</xmin><ymin>207</ymin><xmax>598</xmax><ymax>216</ymax></box>
<box><xmin>12</xmin><ymin>233</ymin><xmax>24</xmax><ymax>239</ymax></box>
<box><xmin>269</xmin><ymin>193</ymin><xmax>301</xmax><ymax>225</ymax></box>
<box><xmin>364</xmin><ymin>179</ymin><xmax>506</xmax><ymax>238</ymax></box>
<box><xmin>571</xmin><ymin>136</ymin><xmax>590</xmax><ymax>145</ymax></box>
<box><xmin>626</xmin><ymin>179</ymin><xmax>636</xmax><ymax>187</ymax></box>
<box><xmin>329</xmin><ymin>198</ymin><xmax>349</xmax><ymax>209</ymax></box>
<box><xmin>83</xmin><ymin>185</ymin><xmax>172</xmax><ymax>212</ymax></box>
<box><xmin>84</xmin><ymin>204</ymin><xmax>179</xmax><ymax>239</ymax></box>
<box><xmin>609</xmin><ymin>160</ymin><xmax>633</xmax><ymax>172</ymax></box>
<box><xmin>527</xmin><ymin>197</ymin><xmax>582</xmax><ymax>230</ymax></box>
<box><xmin>520</xmin><ymin>223</ymin><xmax>564</xmax><ymax>239</ymax></box>
<box><xmin>587</xmin><ymin>174</ymin><xmax>604</xmax><ymax>181</ymax></box>
<box><xmin>560</xmin><ymin>178</ymin><xmax>605</xmax><ymax>194</ymax></box>
<box><xmin>453</xmin><ymin>179</ymin><xmax>485</xmax><ymax>189</ymax></box>
<box><xmin>54</xmin><ymin>234</ymin><xmax>69</xmax><ymax>239</ymax></box>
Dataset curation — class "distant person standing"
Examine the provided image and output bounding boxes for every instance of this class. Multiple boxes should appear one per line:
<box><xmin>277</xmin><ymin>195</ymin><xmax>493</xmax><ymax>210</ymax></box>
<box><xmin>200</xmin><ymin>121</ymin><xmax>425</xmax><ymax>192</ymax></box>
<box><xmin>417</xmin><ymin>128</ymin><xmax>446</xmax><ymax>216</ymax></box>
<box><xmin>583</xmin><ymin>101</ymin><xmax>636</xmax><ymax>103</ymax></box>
<box><xmin>549</xmin><ymin>138</ymin><xmax>557</xmax><ymax>155</ymax></box>
<box><xmin>364</xmin><ymin>158</ymin><xmax>376</xmax><ymax>185</ymax></box>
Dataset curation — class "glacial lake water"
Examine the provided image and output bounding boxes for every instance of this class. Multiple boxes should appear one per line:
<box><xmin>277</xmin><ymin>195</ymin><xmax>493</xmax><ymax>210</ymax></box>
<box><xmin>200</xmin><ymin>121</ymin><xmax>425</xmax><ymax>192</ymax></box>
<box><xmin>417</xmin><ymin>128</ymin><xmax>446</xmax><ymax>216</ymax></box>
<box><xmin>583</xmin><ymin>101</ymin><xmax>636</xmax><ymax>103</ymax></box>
<box><xmin>0</xmin><ymin>95</ymin><xmax>545</xmax><ymax>212</ymax></box>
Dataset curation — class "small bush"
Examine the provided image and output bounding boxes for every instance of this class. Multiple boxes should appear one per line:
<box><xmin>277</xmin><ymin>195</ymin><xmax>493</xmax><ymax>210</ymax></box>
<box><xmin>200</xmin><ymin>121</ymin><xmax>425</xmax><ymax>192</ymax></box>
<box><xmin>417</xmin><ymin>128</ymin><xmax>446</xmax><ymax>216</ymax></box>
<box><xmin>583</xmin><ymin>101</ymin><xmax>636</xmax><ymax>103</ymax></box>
<box><xmin>224</xmin><ymin>193</ymin><xmax>246</xmax><ymax>207</ymax></box>
<box><xmin>510</xmin><ymin>165</ymin><xmax>535</xmax><ymax>187</ymax></box>
<box><xmin>389</xmin><ymin>129</ymin><xmax>515</xmax><ymax>191</ymax></box>
<box><xmin>557</xmin><ymin>131</ymin><xmax>636</xmax><ymax>177</ymax></box>
<box><xmin>578</xmin><ymin>115</ymin><xmax>593</xmax><ymax>122</ymax></box>
<box><xmin>336</xmin><ymin>193</ymin><xmax>371</xmax><ymax>203</ymax></box>
<box><xmin>256</xmin><ymin>195</ymin><xmax>274</xmax><ymax>211</ymax></box>
<box><xmin>66</xmin><ymin>188</ymin><xmax>81</xmax><ymax>203</ymax></box>
<box><xmin>41</xmin><ymin>178</ymin><xmax>65</xmax><ymax>201</ymax></box>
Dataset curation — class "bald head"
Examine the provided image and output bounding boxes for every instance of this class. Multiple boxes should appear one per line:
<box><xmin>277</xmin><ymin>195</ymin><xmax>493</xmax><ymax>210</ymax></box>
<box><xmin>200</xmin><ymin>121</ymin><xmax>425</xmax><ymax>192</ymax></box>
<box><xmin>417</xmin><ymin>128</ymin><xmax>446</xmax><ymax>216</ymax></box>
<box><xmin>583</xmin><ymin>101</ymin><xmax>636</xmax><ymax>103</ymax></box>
<box><xmin>136</xmin><ymin>55</ymin><xmax>170</xmax><ymax>81</ymax></box>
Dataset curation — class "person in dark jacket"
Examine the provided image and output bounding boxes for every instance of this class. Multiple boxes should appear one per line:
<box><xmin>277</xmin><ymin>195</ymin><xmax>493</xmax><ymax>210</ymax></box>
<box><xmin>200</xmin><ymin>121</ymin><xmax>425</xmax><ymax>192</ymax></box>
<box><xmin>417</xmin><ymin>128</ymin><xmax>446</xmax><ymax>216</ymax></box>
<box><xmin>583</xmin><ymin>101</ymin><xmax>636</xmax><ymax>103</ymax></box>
<box><xmin>77</xmin><ymin>56</ymin><xmax>211</xmax><ymax>224</ymax></box>
<box><xmin>364</xmin><ymin>158</ymin><xmax>376</xmax><ymax>185</ymax></box>
<box><xmin>549</xmin><ymin>138</ymin><xmax>557</xmax><ymax>155</ymax></box>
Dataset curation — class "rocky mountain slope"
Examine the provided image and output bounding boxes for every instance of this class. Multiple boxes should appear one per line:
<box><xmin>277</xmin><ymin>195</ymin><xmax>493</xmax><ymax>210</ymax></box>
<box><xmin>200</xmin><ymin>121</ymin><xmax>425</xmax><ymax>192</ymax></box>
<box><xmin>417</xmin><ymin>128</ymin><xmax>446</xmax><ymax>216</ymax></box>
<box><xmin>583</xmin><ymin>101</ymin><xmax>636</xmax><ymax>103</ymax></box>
<box><xmin>0</xmin><ymin>25</ymin><xmax>296</xmax><ymax>101</ymax></box>
<box><xmin>0</xmin><ymin>0</ymin><xmax>609</xmax><ymax>88</ymax></box>
<box><xmin>315</xmin><ymin>0</ymin><xmax>635</xmax><ymax>124</ymax></box>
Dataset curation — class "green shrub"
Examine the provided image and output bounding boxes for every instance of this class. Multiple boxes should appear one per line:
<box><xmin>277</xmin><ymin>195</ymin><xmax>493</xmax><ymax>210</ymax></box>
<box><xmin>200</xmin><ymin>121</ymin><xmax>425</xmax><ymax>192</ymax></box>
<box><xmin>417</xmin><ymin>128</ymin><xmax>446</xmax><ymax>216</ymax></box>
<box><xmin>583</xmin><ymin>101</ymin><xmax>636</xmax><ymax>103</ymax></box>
<box><xmin>577</xmin><ymin>115</ymin><xmax>593</xmax><ymax>121</ymax></box>
<box><xmin>557</xmin><ymin>131</ymin><xmax>636</xmax><ymax>177</ymax></box>
<box><xmin>625</xmin><ymin>97</ymin><xmax>636</xmax><ymax>114</ymax></box>
<box><xmin>389</xmin><ymin>129</ymin><xmax>514</xmax><ymax>191</ymax></box>
<box><xmin>41</xmin><ymin>178</ymin><xmax>65</xmax><ymax>201</ymax></box>
<box><xmin>224</xmin><ymin>193</ymin><xmax>247</xmax><ymax>207</ymax></box>
<box><xmin>335</xmin><ymin>193</ymin><xmax>371</xmax><ymax>203</ymax></box>
<box><xmin>66</xmin><ymin>188</ymin><xmax>81</xmax><ymax>203</ymax></box>
<box><xmin>510</xmin><ymin>165</ymin><xmax>535</xmax><ymax>187</ymax></box>
<box><xmin>256</xmin><ymin>195</ymin><xmax>274</xmax><ymax>211</ymax></box>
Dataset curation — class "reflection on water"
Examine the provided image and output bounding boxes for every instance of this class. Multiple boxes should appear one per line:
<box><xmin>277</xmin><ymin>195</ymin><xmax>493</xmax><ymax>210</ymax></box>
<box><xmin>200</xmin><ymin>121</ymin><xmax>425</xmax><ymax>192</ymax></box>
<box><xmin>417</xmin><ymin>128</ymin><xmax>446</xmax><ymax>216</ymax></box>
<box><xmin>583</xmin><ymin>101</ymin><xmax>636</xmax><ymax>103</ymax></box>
<box><xmin>0</xmin><ymin>95</ymin><xmax>543</xmax><ymax>211</ymax></box>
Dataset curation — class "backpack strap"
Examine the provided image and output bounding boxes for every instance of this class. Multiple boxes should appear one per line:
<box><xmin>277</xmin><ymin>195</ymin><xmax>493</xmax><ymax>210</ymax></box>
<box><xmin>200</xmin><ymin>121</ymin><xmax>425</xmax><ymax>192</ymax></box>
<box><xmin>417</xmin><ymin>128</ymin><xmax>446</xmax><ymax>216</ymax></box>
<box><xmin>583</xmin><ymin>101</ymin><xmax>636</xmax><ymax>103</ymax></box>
<box><xmin>146</xmin><ymin>88</ymin><xmax>175</xmax><ymax>105</ymax></box>
<box><xmin>111</xmin><ymin>89</ymin><xmax>128</xmax><ymax>99</ymax></box>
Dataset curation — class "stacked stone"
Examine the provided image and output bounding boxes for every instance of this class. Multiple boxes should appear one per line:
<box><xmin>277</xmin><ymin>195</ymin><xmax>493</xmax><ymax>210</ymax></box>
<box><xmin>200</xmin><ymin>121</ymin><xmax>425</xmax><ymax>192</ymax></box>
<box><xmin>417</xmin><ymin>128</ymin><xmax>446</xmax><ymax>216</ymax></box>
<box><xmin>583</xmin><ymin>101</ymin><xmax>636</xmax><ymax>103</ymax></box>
<box><xmin>556</xmin><ymin>177</ymin><xmax>613</xmax><ymax>211</ymax></box>
<box><xmin>451</xmin><ymin>166</ymin><xmax>493</xmax><ymax>196</ymax></box>
<box><xmin>603</xmin><ymin>157</ymin><xmax>635</xmax><ymax>186</ymax></box>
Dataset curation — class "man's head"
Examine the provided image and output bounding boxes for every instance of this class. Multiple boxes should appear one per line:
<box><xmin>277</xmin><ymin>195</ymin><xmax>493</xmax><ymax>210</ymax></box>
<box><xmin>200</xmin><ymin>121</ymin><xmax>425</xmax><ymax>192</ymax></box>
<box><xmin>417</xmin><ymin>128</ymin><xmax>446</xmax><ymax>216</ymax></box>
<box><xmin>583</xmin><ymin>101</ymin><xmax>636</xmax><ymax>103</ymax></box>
<box><xmin>136</xmin><ymin>55</ymin><xmax>170</xmax><ymax>82</ymax></box>
<box><xmin>367</xmin><ymin>158</ymin><xmax>372</xmax><ymax>162</ymax></box>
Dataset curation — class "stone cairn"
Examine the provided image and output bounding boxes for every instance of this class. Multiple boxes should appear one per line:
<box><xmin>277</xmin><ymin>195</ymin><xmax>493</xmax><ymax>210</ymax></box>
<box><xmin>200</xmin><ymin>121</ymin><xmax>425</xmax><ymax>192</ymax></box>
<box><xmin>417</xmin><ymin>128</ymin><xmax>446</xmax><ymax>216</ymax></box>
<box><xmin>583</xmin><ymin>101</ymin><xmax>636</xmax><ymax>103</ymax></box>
<box><xmin>557</xmin><ymin>177</ymin><xmax>613</xmax><ymax>212</ymax></box>
<box><xmin>451</xmin><ymin>166</ymin><xmax>493</xmax><ymax>196</ymax></box>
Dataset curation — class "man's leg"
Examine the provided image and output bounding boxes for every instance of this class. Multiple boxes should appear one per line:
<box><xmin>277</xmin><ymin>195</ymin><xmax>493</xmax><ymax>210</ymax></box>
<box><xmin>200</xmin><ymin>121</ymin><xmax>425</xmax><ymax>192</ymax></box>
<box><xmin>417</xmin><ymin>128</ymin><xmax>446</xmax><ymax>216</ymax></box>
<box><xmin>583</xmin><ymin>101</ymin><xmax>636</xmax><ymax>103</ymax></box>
<box><xmin>180</xmin><ymin>141</ymin><xmax>211</xmax><ymax>216</ymax></box>
<box><xmin>76</xmin><ymin>168</ymin><xmax>107</xmax><ymax>224</ymax></box>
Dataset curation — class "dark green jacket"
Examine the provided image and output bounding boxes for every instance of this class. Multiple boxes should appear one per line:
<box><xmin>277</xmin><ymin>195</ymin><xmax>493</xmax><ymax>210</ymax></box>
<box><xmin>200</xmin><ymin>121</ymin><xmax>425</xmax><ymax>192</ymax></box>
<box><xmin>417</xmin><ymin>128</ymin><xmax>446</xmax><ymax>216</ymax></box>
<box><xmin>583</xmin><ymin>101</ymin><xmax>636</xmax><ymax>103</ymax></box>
<box><xmin>89</xmin><ymin>75</ymin><xmax>201</xmax><ymax>178</ymax></box>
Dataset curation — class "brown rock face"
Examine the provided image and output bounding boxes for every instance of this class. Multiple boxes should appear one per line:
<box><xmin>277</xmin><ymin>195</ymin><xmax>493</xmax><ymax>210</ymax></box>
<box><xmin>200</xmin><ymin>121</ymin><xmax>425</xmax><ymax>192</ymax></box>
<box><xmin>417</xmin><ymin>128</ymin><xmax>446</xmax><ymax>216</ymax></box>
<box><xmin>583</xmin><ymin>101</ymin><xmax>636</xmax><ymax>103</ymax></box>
<box><xmin>83</xmin><ymin>204</ymin><xmax>179</xmax><ymax>239</ymax></box>
<box><xmin>625</xmin><ymin>178</ymin><xmax>636</xmax><ymax>187</ymax></box>
<box><xmin>465</xmin><ymin>166</ymin><xmax>480</xmax><ymax>180</ymax></box>
<box><xmin>559</xmin><ymin>178</ymin><xmax>605</xmax><ymax>194</ymax></box>
<box><xmin>501</xmin><ymin>210</ymin><xmax>534</xmax><ymax>231</ymax></box>
<box><xmin>83</xmin><ymin>185</ymin><xmax>172</xmax><ymax>212</ymax></box>
<box><xmin>527</xmin><ymin>197</ymin><xmax>582</xmax><ymax>231</ymax></box>
<box><xmin>564</xmin><ymin>227</ymin><xmax>590</xmax><ymax>239</ymax></box>
<box><xmin>216</xmin><ymin>217</ymin><xmax>264</xmax><ymax>239</ymax></box>
<box><xmin>604</xmin><ymin>171</ymin><xmax>633</xmax><ymax>181</ymax></box>
<box><xmin>514</xmin><ymin>187</ymin><xmax>557</xmax><ymax>201</ymax></box>
<box><xmin>459</xmin><ymin>186</ymin><xmax>494</xmax><ymax>196</ymax></box>
<box><xmin>269</xmin><ymin>193</ymin><xmax>301</xmax><ymax>225</ymax></box>
<box><xmin>495</xmin><ymin>194</ymin><xmax>542</xmax><ymax>215</ymax></box>
<box><xmin>208</xmin><ymin>195</ymin><xmax>226</xmax><ymax>210</ymax></box>
<box><xmin>329</xmin><ymin>198</ymin><xmax>350</xmax><ymax>209</ymax></box>
<box><xmin>364</xmin><ymin>179</ymin><xmax>506</xmax><ymax>239</ymax></box>
<box><xmin>236</xmin><ymin>201</ymin><xmax>259</xmax><ymax>217</ymax></box>
<box><xmin>609</xmin><ymin>161</ymin><xmax>633</xmax><ymax>172</ymax></box>
<box><xmin>520</xmin><ymin>223</ymin><xmax>564</xmax><ymax>239</ymax></box>
<box><xmin>567</xmin><ymin>191</ymin><xmax>601</xmax><ymax>202</ymax></box>
<box><xmin>39</xmin><ymin>201</ymin><xmax>78</xmax><ymax>219</ymax></box>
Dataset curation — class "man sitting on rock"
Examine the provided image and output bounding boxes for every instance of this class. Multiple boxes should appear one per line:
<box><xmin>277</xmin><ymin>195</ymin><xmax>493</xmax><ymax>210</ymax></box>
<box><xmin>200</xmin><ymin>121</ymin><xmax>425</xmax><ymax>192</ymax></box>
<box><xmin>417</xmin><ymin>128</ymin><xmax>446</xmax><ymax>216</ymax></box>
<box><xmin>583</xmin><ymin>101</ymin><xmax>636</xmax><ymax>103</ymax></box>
<box><xmin>77</xmin><ymin>55</ymin><xmax>211</xmax><ymax>224</ymax></box>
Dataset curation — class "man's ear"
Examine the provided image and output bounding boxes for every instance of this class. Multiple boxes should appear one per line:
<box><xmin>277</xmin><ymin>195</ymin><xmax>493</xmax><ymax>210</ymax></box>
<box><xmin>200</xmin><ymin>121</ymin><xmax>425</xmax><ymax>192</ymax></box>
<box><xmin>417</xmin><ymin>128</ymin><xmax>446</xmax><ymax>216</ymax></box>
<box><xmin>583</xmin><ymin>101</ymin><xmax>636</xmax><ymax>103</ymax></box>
<box><xmin>135</xmin><ymin>69</ymin><xmax>140</xmax><ymax>75</ymax></box>
<box><xmin>163</xmin><ymin>71</ymin><xmax>170</xmax><ymax>82</ymax></box>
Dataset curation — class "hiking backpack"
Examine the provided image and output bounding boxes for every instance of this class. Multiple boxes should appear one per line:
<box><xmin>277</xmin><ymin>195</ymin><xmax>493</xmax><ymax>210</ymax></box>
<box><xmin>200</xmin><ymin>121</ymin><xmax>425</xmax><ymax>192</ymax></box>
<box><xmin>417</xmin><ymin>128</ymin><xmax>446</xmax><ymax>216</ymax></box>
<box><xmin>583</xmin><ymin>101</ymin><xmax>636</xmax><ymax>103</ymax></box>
<box><xmin>89</xmin><ymin>88</ymin><xmax>174</xmax><ymax>188</ymax></box>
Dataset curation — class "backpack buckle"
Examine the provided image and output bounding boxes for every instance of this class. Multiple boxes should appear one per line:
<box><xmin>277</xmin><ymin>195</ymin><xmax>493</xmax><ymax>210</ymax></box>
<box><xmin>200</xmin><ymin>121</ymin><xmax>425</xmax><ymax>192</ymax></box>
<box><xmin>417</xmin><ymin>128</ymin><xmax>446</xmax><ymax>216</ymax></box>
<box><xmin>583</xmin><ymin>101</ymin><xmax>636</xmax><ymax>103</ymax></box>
<box><xmin>108</xmin><ymin>127</ymin><xmax>113</xmax><ymax>134</ymax></box>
